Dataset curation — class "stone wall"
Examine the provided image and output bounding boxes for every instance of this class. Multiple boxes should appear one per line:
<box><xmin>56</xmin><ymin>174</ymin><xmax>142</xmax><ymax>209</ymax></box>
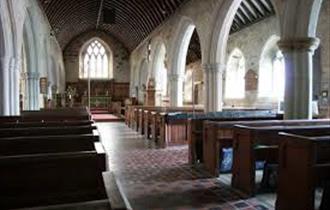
<box><xmin>64</xmin><ymin>31</ymin><xmax>130</xmax><ymax>83</ymax></box>
<box><xmin>179</xmin><ymin>0</ymin><xmax>329</xmax><ymax>115</ymax></box>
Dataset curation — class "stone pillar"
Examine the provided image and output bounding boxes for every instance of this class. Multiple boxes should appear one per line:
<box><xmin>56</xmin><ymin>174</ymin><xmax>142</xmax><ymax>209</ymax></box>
<box><xmin>168</xmin><ymin>74</ymin><xmax>184</xmax><ymax>107</ymax></box>
<box><xmin>24</xmin><ymin>72</ymin><xmax>40</xmax><ymax>110</ymax></box>
<box><xmin>9</xmin><ymin>58</ymin><xmax>21</xmax><ymax>115</ymax></box>
<box><xmin>0</xmin><ymin>56</ymin><xmax>11</xmax><ymax>115</ymax></box>
<box><xmin>203</xmin><ymin>63</ymin><xmax>225</xmax><ymax>112</ymax></box>
<box><xmin>278</xmin><ymin>37</ymin><xmax>320</xmax><ymax>119</ymax></box>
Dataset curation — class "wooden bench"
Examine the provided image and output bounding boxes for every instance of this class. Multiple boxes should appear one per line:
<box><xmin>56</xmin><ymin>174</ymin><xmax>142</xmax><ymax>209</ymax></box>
<box><xmin>0</xmin><ymin>134</ymin><xmax>100</xmax><ymax>155</ymax></box>
<box><xmin>0</xmin><ymin>144</ymin><xmax>107</xmax><ymax>209</ymax></box>
<box><xmin>232</xmin><ymin>123</ymin><xmax>330</xmax><ymax>196</ymax></box>
<box><xmin>188</xmin><ymin>110</ymin><xmax>282</xmax><ymax>163</ymax></box>
<box><xmin>149</xmin><ymin>107</ymin><xmax>204</xmax><ymax>142</ymax></box>
<box><xmin>276</xmin><ymin>132</ymin><xmax>330</xmax><ymax>210</ymax></box>
<box><xmin>0</xmin><ymin>120</ymin><xmax>94</xmax><ymax>129</ymax></box>
<box><xmin>202</xmin><ymin>119</ymin><xmax>330</xmax><ymax>176</ymax></box>
<box><xmin>21</xmin><ymin>107</ymin><xmax>91</xmax><ymax>121</ymax></box>
<box><xmin>0</xmin><ymin>107</ymin><xmax>92</xmax><ymax>123</ymax></box>
<box><xmin>0</xmin><ymin>125</ymin><xmax>97</xmax><ymax>138</ymax></box>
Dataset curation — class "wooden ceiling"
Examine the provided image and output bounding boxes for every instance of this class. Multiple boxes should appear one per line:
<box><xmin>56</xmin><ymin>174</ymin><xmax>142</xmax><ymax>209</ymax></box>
<box><xmin>39</xmin><ymin>0</ymin><xmax>188</xmax><ymax>51</ymax></box>
<box><xmin>39</xmin><ymin>0</ymin><xmax>275</xmax><ymax>57</ymax></box>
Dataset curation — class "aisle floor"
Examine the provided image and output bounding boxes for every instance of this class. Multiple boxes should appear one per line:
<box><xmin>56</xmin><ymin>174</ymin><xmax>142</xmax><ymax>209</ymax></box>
<box><xmin>97</xmin><ymin>122</ymin><xmax>275</xmax><ymax>210</ymax></box>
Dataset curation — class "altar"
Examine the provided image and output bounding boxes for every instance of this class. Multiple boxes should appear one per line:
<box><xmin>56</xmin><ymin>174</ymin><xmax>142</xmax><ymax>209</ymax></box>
<box><xmin>82</xmin><ymin>96</ymin><xmax>111</xmax><ymax>109</ymax></box>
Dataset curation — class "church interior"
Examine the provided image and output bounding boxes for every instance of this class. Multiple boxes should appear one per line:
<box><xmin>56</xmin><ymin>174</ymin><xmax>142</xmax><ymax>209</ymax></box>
<box><xmin>0</xmin><ymin>0</ymin><xmax>330</xmax><ymax>209</ymax></box>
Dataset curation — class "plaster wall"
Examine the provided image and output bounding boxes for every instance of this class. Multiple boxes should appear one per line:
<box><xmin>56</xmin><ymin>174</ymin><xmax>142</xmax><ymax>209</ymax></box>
<box><xmin>64</xmin><ymin>31</ymin><xmax>130</xmax><ymax>83</ymax></box>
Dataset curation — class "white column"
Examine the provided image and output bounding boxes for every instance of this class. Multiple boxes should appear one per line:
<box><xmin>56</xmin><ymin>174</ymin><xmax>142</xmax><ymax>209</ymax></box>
<box><xmin>168</xmin><ymin>74</ymin><xmax>184</xmax><ymax>107</ymax></box>
<box><xmin>0</xmin><ymin>56</ymin><xmax>11</xmax><ymax>115</ymax></box>
<box><xmin>9</xmin><ymin>58</ymin><xmax>21</xmax><ymax>115</ymax></box>
<box><xmin>278</xmin><ymin>37</ymin><xmax>320</xmax><ymax>119</ymax></box>
<box><xmin>202</xmin><ymin>63</ymin><xmax>225</xmax><ymax>112</ymax></box>
<box><xmin>24</xmin><ymin>72</ymin><xmax>40</xmax><ymax>110</ymax></box>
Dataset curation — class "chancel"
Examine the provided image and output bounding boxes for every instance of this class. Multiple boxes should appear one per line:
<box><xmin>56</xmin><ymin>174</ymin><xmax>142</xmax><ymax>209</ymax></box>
<box><xmin>0</xmin><ymin>0</ymin><xmax>329</xmax><ymax>209</ymax></box>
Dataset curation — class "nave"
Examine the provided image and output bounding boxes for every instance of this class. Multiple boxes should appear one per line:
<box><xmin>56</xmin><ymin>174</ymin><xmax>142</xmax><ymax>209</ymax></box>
<box><xmin>99</xmin><ymin>122</ymin><xmax>274</xmax><ymax>210</ymax></box>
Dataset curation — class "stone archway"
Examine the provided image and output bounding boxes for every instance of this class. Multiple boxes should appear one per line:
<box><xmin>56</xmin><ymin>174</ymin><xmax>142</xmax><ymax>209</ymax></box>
<box><xmin>167</xmin><ymin>17</ymin><xmax>196</xmax><ymax>106</ymax></box>
<box><xmin>150</xmin><ymin>41</ymin><xmax>167</xmax><ymax>106</ymax></box>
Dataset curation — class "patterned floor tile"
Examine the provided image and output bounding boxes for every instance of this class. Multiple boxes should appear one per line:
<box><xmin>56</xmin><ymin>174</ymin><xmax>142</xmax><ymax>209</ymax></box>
<box><xmin>97</xmin><ymin>123</ymin><xmax>275</xmax><ymax>210</ymax></box>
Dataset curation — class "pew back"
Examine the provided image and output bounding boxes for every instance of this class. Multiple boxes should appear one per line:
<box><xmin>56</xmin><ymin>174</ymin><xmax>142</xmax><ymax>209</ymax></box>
<box><xmin>276</xmin><ymin>133</ymin><xmax>330</xmax><ymax>210</ymax></box>
<box><xmin>232</xmin><ymin>123</ymin><xmax>330</xmax><ymax>196</ymax></box>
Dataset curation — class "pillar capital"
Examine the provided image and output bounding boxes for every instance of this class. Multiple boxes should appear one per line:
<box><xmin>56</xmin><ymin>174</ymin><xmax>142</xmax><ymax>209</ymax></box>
<box><xmin>277</xmin><ymin>37</ymin><xmax>320</xmax><ymax>53</ymax></box>
<box><xmin>202</xmin><ymin>63</ymin><xmax>226</xmax><ymax>73</ymax></box>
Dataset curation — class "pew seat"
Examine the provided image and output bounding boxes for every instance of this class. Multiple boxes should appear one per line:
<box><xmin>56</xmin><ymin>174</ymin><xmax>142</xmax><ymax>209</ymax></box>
<box><xmin>0</xmin><ymin>142</ymin><xmax>107</xmax><ymax>209</ymax></box>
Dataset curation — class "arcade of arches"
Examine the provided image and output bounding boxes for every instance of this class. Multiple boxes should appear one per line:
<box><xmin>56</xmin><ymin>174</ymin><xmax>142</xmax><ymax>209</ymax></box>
<box><xmin>0</xmin><ymin>0</ymin><xmax>330</xmax><ymax>209</ymax></box>
<box><xmin>0</xmin><ymin>0</ymin><xmax>329</xmax><ymax>118</ymax></box>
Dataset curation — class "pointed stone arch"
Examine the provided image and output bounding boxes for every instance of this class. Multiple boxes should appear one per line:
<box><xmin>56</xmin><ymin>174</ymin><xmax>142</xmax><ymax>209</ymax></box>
<box><xmin>167</xmin><ymin>17</ymin><xmax>198</xmax><ymax>106</ymax></box>
<box><xmin>149</xmin><ymin>40</ymin><xmax>168</xmax><ymax>106</ymax></box>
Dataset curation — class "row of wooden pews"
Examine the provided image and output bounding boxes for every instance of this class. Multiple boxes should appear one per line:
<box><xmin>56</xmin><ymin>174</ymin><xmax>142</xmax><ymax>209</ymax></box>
<box><xmin>126</xmin><ymin>105</ymin><xmax>204</xmax><ymax>147</ymax></box>
<box><xmin>126</xmin><ymin>105</ymin><xmax>330</xmax><ymax>209</ymax></box>
<box><xmin>0</xmin><ymin>107</ymin><xmax>109</xmax><ymax>210</ymax></box>
<box><xmin>196</xmin><ymin>118</ymin><xmax>330</xmax><ymax>210</ymax></box>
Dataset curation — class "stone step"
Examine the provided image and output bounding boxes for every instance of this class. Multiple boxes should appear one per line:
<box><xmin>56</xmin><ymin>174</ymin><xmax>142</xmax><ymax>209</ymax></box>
<box><xmin>103</xmin><ymin>171</ymin><xmax>131</xmax><ymax>210</ymax></box>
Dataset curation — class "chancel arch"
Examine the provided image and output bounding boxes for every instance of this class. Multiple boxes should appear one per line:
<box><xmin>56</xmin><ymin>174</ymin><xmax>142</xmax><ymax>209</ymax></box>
<box><xmin>79</xmin><ymin>38</ymin><xmax>113</xmax><ymax>80</ymax></box>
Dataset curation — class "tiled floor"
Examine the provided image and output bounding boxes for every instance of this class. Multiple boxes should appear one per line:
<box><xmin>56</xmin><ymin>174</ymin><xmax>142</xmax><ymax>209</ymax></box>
<box><xmin>98</xmin><ymin>122</ymin><xmax>275</xmax><ymax>210</ymax></box>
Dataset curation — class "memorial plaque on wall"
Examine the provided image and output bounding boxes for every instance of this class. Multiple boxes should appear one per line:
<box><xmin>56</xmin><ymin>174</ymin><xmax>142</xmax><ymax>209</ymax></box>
<box><xmin>40</xmin><ymin>77</ymin><xmax>48</xmax><ymax>94</ymax></box>
<box><xmin>245</xmin><ymin>69</ymin><xmax>258</xmax><ymax>91</ymax></box>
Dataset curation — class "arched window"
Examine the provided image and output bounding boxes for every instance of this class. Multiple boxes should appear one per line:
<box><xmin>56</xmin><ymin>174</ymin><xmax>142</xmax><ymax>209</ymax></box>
<box><xmin>225</xmin><ymin>49</ymin><xmax>245</xmax><ymax>99</ymax></box>
<box><xmin>80</xmin><ymin>39</ymin><xmax>113</xmax><ymax>79</ymax></box>
<box><xmin>258</xmin><ymin>36</ymin><xmax>285</xmax><ymax>100</ymax></box>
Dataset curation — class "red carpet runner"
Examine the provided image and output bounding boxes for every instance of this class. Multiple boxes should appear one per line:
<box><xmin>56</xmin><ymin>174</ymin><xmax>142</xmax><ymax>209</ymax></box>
<box><xmin>90</xmin><ymin>109</ymin><xmax>123</xmax><ymax>122</ymax></box>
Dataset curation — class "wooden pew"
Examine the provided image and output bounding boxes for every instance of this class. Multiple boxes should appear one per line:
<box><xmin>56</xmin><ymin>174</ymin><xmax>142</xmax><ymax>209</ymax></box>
<box><xmin>0</xmin><ymin>116</ymin><xmax>21</xmax><ymax>123</ymax></box>
<box><xmin>232</xmin><ymin>123</ymin><xmax>330</xmax><ymax>196</ymax></box>
<box><xmin>202</xmin><ymin>119</ymin><xmax>330</xmax><ymax>176</ymax></box>
<box><xmin>149</xmin><ymin>107</ymin><xmax>204</xmax><ymax>142</ymax></box>
<box><xmin>188</xmin><ymin>110</ymin><xmax>282</xmax><ymax>163</ymax></box>
<box><xmin>276</xmin><ymin>132</ymin><xmax>330</xmax><ymax>210</ymax></box>
<box><xmin>0</xmin><ymin>126</ymin><xmax>106</xmax><ymax>209</ymax></box>
<box><xmin>0</xmin><ymin>145</ymin><xmax>107</xmax><ymax>209</ymax></box>
<box><xmin>0</xmin><ymin>120</ymin><xmax>94</xmax><ymax>129</ymax></box>
<box><xmin>0</xmin><ymin>107</ymin><xmax>92</xmax><ymax>123</ymax></box>
<box><xmin>0</xmin><ymin>125</ymin><xmax>97</xmax><ymax>138</ymax></box>
<box><xmin>21</xmin><ymin>107</ymin><xmax>91</xmax><ymax>121</ymax></box>
<box><xmin>0</xmin><ymin>134</ymin><xmax>100</xmax><ymax>155</ymax></box>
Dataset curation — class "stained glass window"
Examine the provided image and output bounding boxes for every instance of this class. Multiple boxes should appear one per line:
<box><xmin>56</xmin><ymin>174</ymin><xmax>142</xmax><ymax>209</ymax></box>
<box><xmin>80</xmin><ymin>39</ymin><xmax>112</xmax><ymax>79</ymax></box>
